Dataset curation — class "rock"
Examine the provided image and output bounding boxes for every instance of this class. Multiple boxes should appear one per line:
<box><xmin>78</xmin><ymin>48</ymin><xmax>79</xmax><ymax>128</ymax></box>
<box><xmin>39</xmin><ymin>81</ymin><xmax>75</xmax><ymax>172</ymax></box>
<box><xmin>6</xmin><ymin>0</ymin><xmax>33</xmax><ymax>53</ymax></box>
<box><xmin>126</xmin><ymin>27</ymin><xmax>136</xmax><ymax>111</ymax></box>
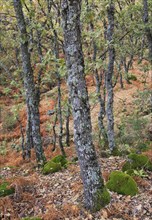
<box><xmin>106</xmin><ymin>171</ymin><xmax>138</xmax><ymax>196</ymax></box>
<box><xmin>42</xmin><ymin>155</ymin><xmax>68</xmax><ymax>175</ymax></box>
<box><xmin>42</xmin><ymin>161</ymin><xmax>62</xmax><ymax>175</ymax></box>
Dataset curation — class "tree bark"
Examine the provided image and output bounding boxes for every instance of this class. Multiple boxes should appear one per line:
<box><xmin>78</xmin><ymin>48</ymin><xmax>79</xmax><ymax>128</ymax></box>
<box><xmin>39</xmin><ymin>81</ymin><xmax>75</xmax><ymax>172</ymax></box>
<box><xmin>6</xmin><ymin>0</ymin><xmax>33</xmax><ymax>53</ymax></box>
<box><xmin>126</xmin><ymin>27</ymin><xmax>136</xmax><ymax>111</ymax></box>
<box><xmin>65</xmin><ymin>97</ymin><xmax>71</xmax><ymax>147</ymax></box>
<box><xmin>52</xmin><ymin>19</ymin><xmax>65</xmax><ymax>156</ymax></box>
<box><xmin>143</xmin><ymin>0</ymin><xmax>152</xmax><ymax>62</ymax></box>
<box><xmin>13</xmin><ymin>0</ymin><xmax>46</xmax><ymax>164</ymax></box>
<box><xmin>62</xmin><ymin>0</ymin><xmax>107</xmax><ymax>211</ymax></box>
<box><xmin>106</xmin><ymin>2</ymin><xmax>115</xmax><ymax>151</ymax></box>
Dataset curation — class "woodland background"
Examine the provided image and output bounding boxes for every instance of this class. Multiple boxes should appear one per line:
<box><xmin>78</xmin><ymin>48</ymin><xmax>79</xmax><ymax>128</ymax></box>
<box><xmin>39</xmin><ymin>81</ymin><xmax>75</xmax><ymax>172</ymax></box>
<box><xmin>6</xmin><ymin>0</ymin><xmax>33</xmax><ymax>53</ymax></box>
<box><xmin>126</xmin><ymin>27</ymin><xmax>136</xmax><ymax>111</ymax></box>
<box><xmin>0</xmin><ymin>0</ymin><xmax>152</xmax><ymax>219</ymax></box>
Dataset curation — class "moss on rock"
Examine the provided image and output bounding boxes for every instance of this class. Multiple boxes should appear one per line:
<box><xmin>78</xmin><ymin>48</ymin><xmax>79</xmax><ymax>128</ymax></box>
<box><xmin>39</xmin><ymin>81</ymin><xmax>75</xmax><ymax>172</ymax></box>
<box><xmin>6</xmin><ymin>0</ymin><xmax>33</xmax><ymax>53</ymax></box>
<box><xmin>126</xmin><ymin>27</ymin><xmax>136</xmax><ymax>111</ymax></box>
<box><xmin>0</xmin><ymin>182</ymin><xmax>15</xmax><ymax>197</ymax></box>
<box><xmin>42</xmin><ymin>161</ymin><xmax>62</xmax><ymax>175</ymax></box>
<box><xmin>51</xmin><ymin>155</ymin><xmax>67</xmax><ymax>167</ymax></box>
<box><xmin>106</xmin><ymin>171</ymin><xmax>138</xmax><ymax>196</ymax></box>
<box><xmin>122</xmin><ymin>153</ymin><xmax>152</xmax><ymax>172</ymax></box>
<box><xmin>42</xmin><ymin>155</ymin><xmax>68</xmax><ymax>175</ymax></box>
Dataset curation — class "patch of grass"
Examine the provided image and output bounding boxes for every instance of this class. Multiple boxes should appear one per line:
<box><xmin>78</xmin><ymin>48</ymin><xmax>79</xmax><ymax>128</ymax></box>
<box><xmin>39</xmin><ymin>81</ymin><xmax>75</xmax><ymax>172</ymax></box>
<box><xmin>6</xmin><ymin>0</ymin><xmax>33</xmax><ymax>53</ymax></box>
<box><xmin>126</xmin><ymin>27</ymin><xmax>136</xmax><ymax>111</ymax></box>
<box><xmin>0</xmin><ymin>182</ymin><xmax>15</xmax><ymax>197</ymax></box>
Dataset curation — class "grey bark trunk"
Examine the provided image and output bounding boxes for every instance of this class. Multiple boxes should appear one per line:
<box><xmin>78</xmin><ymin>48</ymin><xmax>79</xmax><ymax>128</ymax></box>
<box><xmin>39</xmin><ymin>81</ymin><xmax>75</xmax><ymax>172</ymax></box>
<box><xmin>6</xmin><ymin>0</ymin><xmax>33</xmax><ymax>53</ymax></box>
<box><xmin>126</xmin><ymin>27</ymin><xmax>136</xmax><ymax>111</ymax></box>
<box><xmin>65</xmin><ymin>97</ymin><xmax>71</xmax><ymax>147</ymax></box>
<box><xmin>106</xmin><ymin>2</ymin><xmax>115</xmax><ymax>151</ymax></box>
<box><xmin>13</xmin><ymin>0</ymin><xmax>46</xmax><ymax>164</ymax></box>
<box><xmin>52</xmin><ymin>109</ymin><xmax>58</xmax><ymax>152</ymax></box>
<box><xmin>143</xmin><ymin>0</ymin><xmax>152</xmax><ymax>62</ymax></box>
<box><xmin>51</xmin><ymin>20</ymin><xmax>65</xmax><ymax>156</ymax></box>
<box><xmin>25</xmin><ymin>99</ymin><xmax>34</xmax><ymax>159</ymax></box>
<box><xmin>61</xmin><ymin>0</ymin><xmax>106</xmax><ymax>211</ymax></box>
<box><xmin>89</xmin><ymin>17</ymin><xmax>107</xmax><ymax>145</ymax></box>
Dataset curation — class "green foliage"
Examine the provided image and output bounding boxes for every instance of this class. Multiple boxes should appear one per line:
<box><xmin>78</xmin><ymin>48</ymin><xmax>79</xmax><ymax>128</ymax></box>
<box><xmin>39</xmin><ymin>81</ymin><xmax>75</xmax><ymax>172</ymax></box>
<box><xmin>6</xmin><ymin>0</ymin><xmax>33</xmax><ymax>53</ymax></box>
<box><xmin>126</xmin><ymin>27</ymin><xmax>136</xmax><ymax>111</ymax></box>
<box><xmin>117</xmin><ymin>114</ymin><xmax>149</xmax><ymax>150</ymax></box>
<box><xmin>133</xmin><ymin>90</ymin><xmax>152</xmax><ymax>116</ymax></box>
<box><xmin>0</xmin><ymin>140</ymin><xmax>7</xmax><ymax>155</ymax></box>
<box><xmin>3</xmin><ymin>87</ymin><xmax>12</xmax><ymax>96</ymax></box>
<box><xmin>111</xmin><ymin>148</ymin><xmax>123</xmax><ymax>156</ymax></box>
<box><xmin>127</xmin><ymin>74</ymin><xmax>137</xmax><ymax>81</ymax></box>
<box><xmin>2</xmin><ymin>111</ymin><xmax>18</xmax><ymax>131</ymax></box>
<box><xmin>122</xmin><ymin>153</ymin><xmax>152</xmax><ymax>172</ymax></box>
<box><xmin>51</xmin><ymin>155</ymin><xmax>67</xmax><ymax>167</ymax></box>
<box><xmin>106</xmin><ymin>171</ymin><xmax>138</xmax><ymax>196</ymax></box>
<box><xmin>125</xmin><ymin>169</ymin><xmax>148</xmax><ymax>178</ymax></box>
<box><xmin>0</xmin><ymin>182</ymin><xmax>15</xmax><ymax>197</ymax></box>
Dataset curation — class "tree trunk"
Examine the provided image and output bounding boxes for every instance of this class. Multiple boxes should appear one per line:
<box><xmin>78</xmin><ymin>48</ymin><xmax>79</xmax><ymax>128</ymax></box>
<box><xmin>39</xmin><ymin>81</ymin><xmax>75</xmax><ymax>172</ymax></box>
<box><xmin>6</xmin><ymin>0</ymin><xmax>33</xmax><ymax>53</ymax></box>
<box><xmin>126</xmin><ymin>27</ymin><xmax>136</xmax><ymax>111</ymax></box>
<box><xmin>89</xmin><ymin>16</ymin><xmax>107</xmax><ymax>146</ymax></box>
<box><xmin>65</xmin><ymin>97</ymin><xmax>71</xmax><ymax>147</ymax></box>
<box><xmin>51</xmin><ymin>20</ymin><xmax>65</xmax><ymax>156</ymax></box>
<box><xmin>143</xmin><ymin>0</ymin><xmax>152</xmax><ymax>62</ymax></box>
<box><xmin>106</xmin><ymin>2</ymin><xmax>115</xmax><ymax>151</ymax></box>
<box><xmin>13</xmin><ymin>0</ymin><xmax>46</xmax><ymax>164</ymax></box>
<box><xmin>61</xmin><ymin>0</ymin><xmax>108</xmax><ymax>211</ymax></box>
<box><xmin>25</xmin><ymin>99</ymin><xmax>34</xmax><ymax>158</ymax></box>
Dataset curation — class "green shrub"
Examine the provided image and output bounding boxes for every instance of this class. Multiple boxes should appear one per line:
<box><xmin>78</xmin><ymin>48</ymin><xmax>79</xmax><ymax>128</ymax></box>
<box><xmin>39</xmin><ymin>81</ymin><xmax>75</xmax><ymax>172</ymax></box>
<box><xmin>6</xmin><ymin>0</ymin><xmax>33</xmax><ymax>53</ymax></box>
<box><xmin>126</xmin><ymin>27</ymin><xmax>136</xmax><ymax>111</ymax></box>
<box><xmin>0</xmin><ymin>182</ymin><xmax>15</xmax><ymax>197</ymax></box>
<box><xmin>122</xmin><ymin>153</ymin><xmax>152</xmax><ymax>172</ymax></box>
<box><xmin>133</xmin><ymin>90</ymin><xmax>152</xmax><ymax>116</ymax></box>
<box><xmin>116</xmin><ymin>115</ymin><xmax>149</xmax><ymax>151</ymax></box>
<box><xmin>106</xmin><ymin>171</ymin><xmax>138</xmax><ymax>196</ymax></box>
<box><xmin>51</xmin><ymin>155</ymin><xmax>67</xmax><ymax>167</ymax></box>
<box><xmin>0</xmin><ymin>141</ymin><xmax>7</xmax><ymax>155</ymax></box>
<box><xmin>128</xmin><ymin>74</ymin><xmax>137</xmax><ymax>81</ymax></box>
<box><xmin>2</xmin><ymin>111</ymin><xmax>17</xmax><ymax>131</ymax></box>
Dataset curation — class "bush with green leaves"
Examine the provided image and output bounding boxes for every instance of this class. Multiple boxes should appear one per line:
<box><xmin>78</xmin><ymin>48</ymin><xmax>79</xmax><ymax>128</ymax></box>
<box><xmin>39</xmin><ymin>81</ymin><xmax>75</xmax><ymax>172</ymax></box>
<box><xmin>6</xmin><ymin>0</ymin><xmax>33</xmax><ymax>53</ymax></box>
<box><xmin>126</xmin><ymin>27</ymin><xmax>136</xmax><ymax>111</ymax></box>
<box><xmin>0</xmin><ymin>140</ymin><xmax>7</xmax><ymax>155</ymax></box>
<box><xmin>127</xmin><ymin>74</ymin><xmax>137</xmax><ymax>81</ymax></box>
<box><xmin>133</xmin><ymin>90</ymin><xmax>152</xmax><ymax>116</ymax></box>
<box><xmin>2</xmin><ymin>111</ymin><xmax>17</xmax><ymax>131</ymax></box>
<box><xmin>116</xmin><ymin>114</ymin><xmax>149</xmax><ymax>151</ymax></box>
<box><xmin>0</xmin><ymin>182</ymin><xmax>15</xmax><ymax>197</ymax></box>
<box><xmin>122</xmin><ymin>153</ymin><xmax>152</xmax><ymax>172</ymax></box>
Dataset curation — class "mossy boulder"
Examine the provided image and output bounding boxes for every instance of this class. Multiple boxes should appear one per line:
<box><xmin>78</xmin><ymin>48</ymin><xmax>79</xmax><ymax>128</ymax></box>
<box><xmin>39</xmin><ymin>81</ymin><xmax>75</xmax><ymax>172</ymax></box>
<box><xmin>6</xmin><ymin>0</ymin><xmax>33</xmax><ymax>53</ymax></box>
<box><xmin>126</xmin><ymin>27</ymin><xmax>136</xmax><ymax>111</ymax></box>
<box><xmin>0</xmin><ymin>182</ymin><xmax>15</xmax><ymax>197</ymax></box>
<box><xmin>106</xmin><ymin>171</ymin><xmax>138</xmax><ymax>196</ymax></box>
<box><xmin>122</xmin><ymin>153</ymin><xmax>152</xmax><ymax>172</ymax></box>
<box><xmin>51</xmin><ymin>155</ymin><xmax>67</xmax><ymax>167</ymax></box>
<box><xmin>42</xmin><ymin>161</ymin><xmax>62</xmax><ymax>175</ymax></box>
<box><xmin>42</xmin><ymin>155</ymin><xmax>68</xmax><ymax>175</ymax></box>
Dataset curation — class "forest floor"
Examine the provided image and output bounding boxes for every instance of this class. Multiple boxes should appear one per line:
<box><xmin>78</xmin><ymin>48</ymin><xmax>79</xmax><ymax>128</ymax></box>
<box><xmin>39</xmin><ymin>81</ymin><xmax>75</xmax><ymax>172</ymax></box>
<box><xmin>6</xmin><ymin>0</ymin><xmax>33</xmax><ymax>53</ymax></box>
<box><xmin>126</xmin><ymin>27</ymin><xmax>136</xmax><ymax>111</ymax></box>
<box><xmin>0</xmin><ymin>61</ymin><xmax>152</xmax><ymax>220</ymax></box>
